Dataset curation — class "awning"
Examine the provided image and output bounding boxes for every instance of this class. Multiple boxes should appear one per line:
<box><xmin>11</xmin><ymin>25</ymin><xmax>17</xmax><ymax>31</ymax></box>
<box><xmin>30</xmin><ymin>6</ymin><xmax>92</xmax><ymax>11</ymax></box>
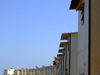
<box><xmin>70</xmin><ymin>0</ymin><xmax>85</xmax><ymax>10</ymax></box>
<box><xmin>57</xmin><ymin>54</ymin><xmax>63</xmax><ymax>59</ymax></box>
<box><xmin>58</xmin><ymin>49</ymin><xmax>64</xmax><ymax>53</ymax></box>
<box><xmin>70</xmin><ymin>0</ymin><xmax>80</xmax><ymax>9</ymax></box>
<box><xmin>61</xmin><ymin>32</ymin><xmax>78</xmax><ymax>40</ymax></box>
<box><xmin>59</xmin><ymin>42</ymin><xmax>68</xmax><ymax>47</ymax></box>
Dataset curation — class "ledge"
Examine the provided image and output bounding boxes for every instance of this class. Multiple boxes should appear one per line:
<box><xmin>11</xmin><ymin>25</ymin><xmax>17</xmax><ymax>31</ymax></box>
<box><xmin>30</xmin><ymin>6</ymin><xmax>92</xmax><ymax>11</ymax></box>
<box><xmin>61</xmin><ymin>32</ymin><xmax>78</xmax><ymax>40</ymax></box>
<box><xmin>76</xmin><ymin>1</ymin><xmax>85</xmax><ymax>10</ymax></box>
<box><xmin>57</xmin><ymin>54</ymin><xmax>63</xmax><ymax>59</ymax></box>
<box><xmin>70</xmin><ymin>0</ymin><xmax>84</xmax><ymax>10</ymax></box>
<box><xmin>70</xmin><ymin>0</ymin><xmax>80</xmax><ymax>9</ymax></box>
<box><xmin>59</xmin><ymin>42</ymin><xmax>68</xmax><ymax>47</ymax></box>
<box><xmin>58</xmin><ymin>49</ymin><xmax>64</xmax><ymax>53</ymax></box>
<box><xmin>57</xmin><ymin>54</ymin><xmax>63</xmax><ymax>57</ymax></box>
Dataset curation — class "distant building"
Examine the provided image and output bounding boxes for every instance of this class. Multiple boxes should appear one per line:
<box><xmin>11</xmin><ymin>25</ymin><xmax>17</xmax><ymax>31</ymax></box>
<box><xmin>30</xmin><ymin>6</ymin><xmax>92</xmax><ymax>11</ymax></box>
<box><xmin>14</xmin><ymin>69</ymin><xmax>35</xmax><ymax>75</ymax></box>
<box><xmin>41</xmin><ymin>65</ymin><xmax>57</xmax><ymax>75</ymax></box>
<box><xmin>3</xmin><ymin>68</ymin><xmax>14</xmax><ymax>75</ymax></box>
<box><xmin>13</xmin><ymin>66</ymin><xmax>57</xmax><ymax>75</ymax></box>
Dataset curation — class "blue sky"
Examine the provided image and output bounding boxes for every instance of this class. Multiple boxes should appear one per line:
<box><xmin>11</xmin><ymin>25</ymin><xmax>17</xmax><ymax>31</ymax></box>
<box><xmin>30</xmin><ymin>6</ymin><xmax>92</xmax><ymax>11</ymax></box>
<box><xmin>0</xmin><ymin>0</ymin><xmax>78</xmax><ymax>74</ymax></box>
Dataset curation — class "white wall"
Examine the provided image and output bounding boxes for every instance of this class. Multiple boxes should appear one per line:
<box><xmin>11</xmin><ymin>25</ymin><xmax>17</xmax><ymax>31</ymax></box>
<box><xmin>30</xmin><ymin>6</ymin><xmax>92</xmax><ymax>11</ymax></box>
<box><xmin>7</xmin><ymin>69</ymin><xmax>14</xmax><ymax>75</ymax></box>
<box><xmin>78</xmin><ymin>0</ymin><xmax>89</xmax><ymax>75</ymax></box>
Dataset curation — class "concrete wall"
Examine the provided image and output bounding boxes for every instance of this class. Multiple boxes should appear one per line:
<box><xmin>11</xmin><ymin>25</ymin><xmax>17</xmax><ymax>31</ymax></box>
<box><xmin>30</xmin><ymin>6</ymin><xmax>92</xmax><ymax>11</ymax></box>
<box><xmin>78</xmin><ymin>0</ymin><xmax>89</xmax><ymax>75</ymax></box>
<box><xmin>70</xmin><ymin>33</ymin><xmax>78</xmax><ymax>75</ymax></box>
<box><xmin>91</xmin><ymin>0</ymin><xmax>100</xmax><ymax>75</ymax></box>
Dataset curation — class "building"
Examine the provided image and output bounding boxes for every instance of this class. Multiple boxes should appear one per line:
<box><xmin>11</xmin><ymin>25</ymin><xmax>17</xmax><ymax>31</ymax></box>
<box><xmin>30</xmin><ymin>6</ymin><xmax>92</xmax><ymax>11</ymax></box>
<box><xmin>4</xmin><ymin>68</ymin><xmax>14</xmax><ymax>75</ymax></box>
<box><xmin>70</xmin><ymin>0</ymin><xmax>100</xmax><ymax>75</ymax></box>
<box><xmin>42</xmin><ymin>65</ymin><xmax>57</xmax><ymax>75</ymax></box>
<box><xmin>59</xmin><ymin>42</ymin><xmax>68</xmax><ymax>75</ymax></box>
<box><xmin>61</xmin><ymin>32</ymin><xmax>78</xmax><ymax>75</ymax></box>
<box><xmin>56</xmin><ymin>32</ymin><xmax>78</xmax><ymax>75</ymax></box>
<box><xmin>13</xmin><ymin>65</ymin><xmax>57</xmax><ymax>75</ymax></box>
<box><xmin>14</xmin><ymin>69</ymin><xmax>35</xmax><ymax>75</ymax></box>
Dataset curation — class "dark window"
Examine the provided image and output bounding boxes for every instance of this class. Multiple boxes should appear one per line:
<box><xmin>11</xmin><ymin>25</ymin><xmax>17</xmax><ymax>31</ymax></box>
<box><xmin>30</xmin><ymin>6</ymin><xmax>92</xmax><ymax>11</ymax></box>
<box><xmin>81</xmin><ymin>7</ymin><xmax>84</xmax><ymax>25</ymax></box>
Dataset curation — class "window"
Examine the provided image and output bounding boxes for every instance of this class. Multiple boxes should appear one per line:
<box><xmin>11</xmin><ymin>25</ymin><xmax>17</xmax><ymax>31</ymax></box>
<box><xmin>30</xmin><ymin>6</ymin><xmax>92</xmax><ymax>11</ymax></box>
<box><xmin>81</xmin><ymin>7</ymin><xmax>84</xmax><ymax>25</ymax></box>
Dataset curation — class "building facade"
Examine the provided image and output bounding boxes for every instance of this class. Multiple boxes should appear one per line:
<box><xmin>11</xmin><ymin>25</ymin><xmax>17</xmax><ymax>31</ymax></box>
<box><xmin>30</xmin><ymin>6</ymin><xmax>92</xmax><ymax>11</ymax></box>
<box><xmin>56</xmin><ymin>32</ymin><xmax>78</xmax><ymax>75</ymax></box>
<box><xmin>61</xmin><ymin>32</ymin><xmax>78</xmax><ymax>75</ymax></box>
<box><xmin>14</xmin><ymin>69</ymin><xmax>35</xmax><ymax>75</ymax></box>
<box><xmin>70</xmin><ymin>0</ymin><xmax>100</xmax><ymax>75</ymax></box>
<box><xmin>13</xmin><ymin>66</ymin><xmax>57</xmax><ymax>75</ymax></box>
<box><xmin>4</xmin><ymin>68</ymin><xmax>14</xmax><ymax>75</ymax></box>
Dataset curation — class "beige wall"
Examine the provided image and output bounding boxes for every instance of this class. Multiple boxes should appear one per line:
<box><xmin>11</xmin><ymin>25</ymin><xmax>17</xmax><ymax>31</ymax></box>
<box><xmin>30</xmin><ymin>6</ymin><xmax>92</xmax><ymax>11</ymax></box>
<box><xmin>70</xmin><ymin>33</ymin><xmax>78</xmax><ymax>75</ymax></box>
<box><xmin>91</xmin><ymin>0</ymin><xmax>100</xmax><ymax>75</ymax></box>
<box><xmin>78</xmin><ymin>0</ymin><xmax>89</xmax><ymax>75</ymax></box>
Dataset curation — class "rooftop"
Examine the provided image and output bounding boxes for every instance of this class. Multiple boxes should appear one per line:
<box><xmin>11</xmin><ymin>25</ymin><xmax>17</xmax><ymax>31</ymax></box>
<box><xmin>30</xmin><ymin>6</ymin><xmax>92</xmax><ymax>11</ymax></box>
<box><xmin>61</xmin><ymin>32</ymin><xmax>78</xmax><ymax>40</ymax></box>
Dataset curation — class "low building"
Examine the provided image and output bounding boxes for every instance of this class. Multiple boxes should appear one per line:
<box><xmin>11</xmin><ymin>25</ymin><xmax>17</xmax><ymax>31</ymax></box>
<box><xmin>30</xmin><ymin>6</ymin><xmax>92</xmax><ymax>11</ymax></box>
<box><xmin>14</xmin><ymin>69</ymin><xmax>35</xmax><ymax>75</ymax></box>
<box><xmin>3</xmin><ymin>68</ymin><xmax>14</xmax><ymax>75</ymax></box>
<box><xmin>13</xmin><ymin>65</ymin><xmax>57</xmax><ymax>75</ymax></box>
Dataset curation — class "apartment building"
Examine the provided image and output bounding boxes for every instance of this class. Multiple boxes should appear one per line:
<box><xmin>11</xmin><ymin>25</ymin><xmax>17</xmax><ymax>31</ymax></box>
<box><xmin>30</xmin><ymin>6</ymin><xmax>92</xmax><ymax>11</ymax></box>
<box><xmin>4</xmin><ymin>68</ymin><xmax>14</xmax><ymax>75</ymax></box>
<box><xmin>61</xmin><ymin>32</ymin><xmax>78</xmax><ymax>75</ymax></box>
<box><xmin>56</xmin><ymin>32</ymin><xmax>78</xmax><ymax>75</ymax></box>
<box><xmin>70</xmin><ymin>0</ymin><xmax>100</xmax><ymax>75</ymax></box>
<box><xmin>14</xmin><ymin>69</ymin><xmax>35</xmax><ymax>75</ymax></box>
<box><xmin>13</xmin><ymin>66</ymin><xmax>57</xmax><ymax>75</ymax></box>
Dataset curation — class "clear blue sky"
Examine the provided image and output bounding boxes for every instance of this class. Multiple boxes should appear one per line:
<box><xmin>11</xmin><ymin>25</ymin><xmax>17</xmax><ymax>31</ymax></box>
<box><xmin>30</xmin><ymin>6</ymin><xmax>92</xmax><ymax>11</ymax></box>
<box><xmin>0</xmin><ymin>0</ymin><xmax>78</xmax><ymax>74</ymax></box>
